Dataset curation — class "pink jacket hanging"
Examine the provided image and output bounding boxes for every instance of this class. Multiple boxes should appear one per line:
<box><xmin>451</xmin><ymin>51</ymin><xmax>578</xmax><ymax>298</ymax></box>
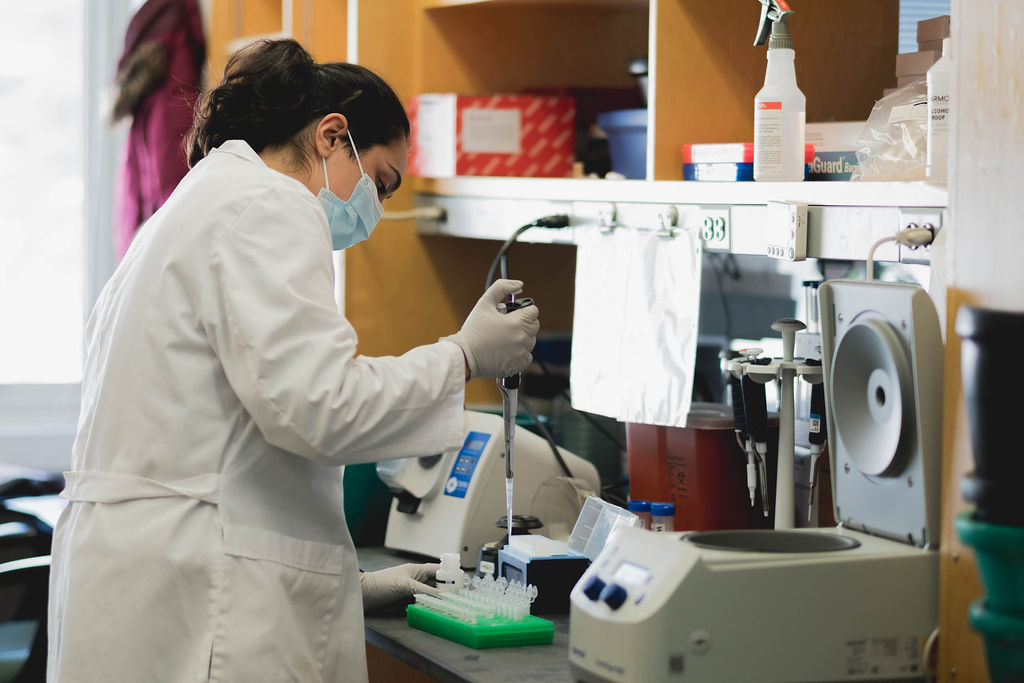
<box><xmin>113</xmin><ymin>0</ymin><xmax>205</xmax><ymax>259</ymax></box>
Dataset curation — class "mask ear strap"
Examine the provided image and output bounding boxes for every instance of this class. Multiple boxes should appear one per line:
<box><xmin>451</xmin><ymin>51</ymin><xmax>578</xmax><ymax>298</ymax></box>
<box><xmin>321</xmin><ymin>156</ymin><xmax>330</xmax><ymax>191</ymax></box>
<box><xmin>346</xmin><ymin>129</ymin><xmax>365</xmax><ymax>176</ymax></box>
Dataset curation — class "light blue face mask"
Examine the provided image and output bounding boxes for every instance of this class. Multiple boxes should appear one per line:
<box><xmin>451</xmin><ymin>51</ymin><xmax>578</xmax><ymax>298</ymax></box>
<box><xmin>317</xmin><ymin>129</ymin><xmax>384</xmax><ymax>250</ymax></box>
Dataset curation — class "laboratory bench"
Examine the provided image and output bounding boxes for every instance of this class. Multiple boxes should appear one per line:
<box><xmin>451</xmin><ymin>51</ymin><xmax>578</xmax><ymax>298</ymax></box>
<box><xmin>357</xmin><ymin>547</ymin><xmax>574</xmax><ymax>683</ymax></box>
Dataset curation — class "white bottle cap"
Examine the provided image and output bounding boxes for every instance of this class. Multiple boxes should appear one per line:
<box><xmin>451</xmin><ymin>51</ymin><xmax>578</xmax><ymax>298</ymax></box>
<box><xmin>439</xmin><ymin>552</ymin><xmax>461</xmax><ymax>570</ymax></box>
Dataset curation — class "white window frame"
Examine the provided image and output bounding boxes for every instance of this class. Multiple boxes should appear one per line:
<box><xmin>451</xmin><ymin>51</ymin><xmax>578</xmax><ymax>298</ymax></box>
<box><xmin>0</xmin><ymin>0</ymin><xmax>133</xmax><ymax>472</ymax></box>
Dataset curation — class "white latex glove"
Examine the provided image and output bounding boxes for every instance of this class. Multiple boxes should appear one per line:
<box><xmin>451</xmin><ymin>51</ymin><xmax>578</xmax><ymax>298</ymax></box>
<box><xmin>360</xmin><ymin>563</ymin><xmax>441</xmax><ymax>614</ymax></box>
<box><xmin>446</xmin><ymin>279</ymin><xmax>540</xmax><ymax>379</ymax></box>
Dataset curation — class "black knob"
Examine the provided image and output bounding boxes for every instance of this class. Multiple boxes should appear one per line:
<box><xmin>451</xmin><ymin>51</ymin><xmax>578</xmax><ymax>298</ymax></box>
<box><xmin>582</xmin><ymin>576</ymin><xmax>606</xmax><ymax>602</ymax></box>
<box><xmin>600</xmin><ymin>583</ymin><xmax>628</xmax><ymax>610</ymax></box>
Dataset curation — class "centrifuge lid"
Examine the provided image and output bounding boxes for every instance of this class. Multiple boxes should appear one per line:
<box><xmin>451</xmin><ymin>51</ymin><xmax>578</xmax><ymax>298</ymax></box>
<box><xmin>818</xmin><ymin>280</ymin><xmax>944</xmax><ymax>548</ymax></box>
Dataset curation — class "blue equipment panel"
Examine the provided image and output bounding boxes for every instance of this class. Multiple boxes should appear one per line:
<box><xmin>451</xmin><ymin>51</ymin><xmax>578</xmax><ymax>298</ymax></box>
<box><xmin>443</xmin><ymin>431</ymin><xmax>490</xmax><ymax>499</ymax></box>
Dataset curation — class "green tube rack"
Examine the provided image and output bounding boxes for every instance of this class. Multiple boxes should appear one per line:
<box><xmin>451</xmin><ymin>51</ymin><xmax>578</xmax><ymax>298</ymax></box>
<box><xmin>406</xmin><ymin>604</ymin><xmax>554</xmax><ymax>649</ymax></box>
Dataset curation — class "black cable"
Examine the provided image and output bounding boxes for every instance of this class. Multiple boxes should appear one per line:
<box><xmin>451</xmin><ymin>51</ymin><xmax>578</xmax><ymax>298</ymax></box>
<box><xmin>559</xmin><ymin>389</ymin><xmax>627</xmax><ymax>453</ymax></box>
<box><xmin>600</xmin><ymin>479</ymin><xmax>629</xmax><ymax>508</ymax></box>
<box><xmin>723</xmin><ymin>252</ymin><xmax>740</xmax><ymax>280</ymax></box>
<box><xmin>484</xmin><ymin>214</ymin><xmax>570</xmax><ymax>290</ymax></box>
<box><xmin>488</xmin><ymin>225</ymin><xmax>527</xmax><ymax>289</ymax></box>
<box><xmin>533</xmin><ymin>357</ymin><xmax>627</xmax><ymax>453</ymax></box>
<box><xmin>486</xmin><ymin>223</ymin><xmax>531</xmax><ymax>289</ymax></box>
<box><xmin>518</xmin><ymin>396</ymin><xmax>574</xmax><ymax>479</ymax></box>
<box><xmin>519</xmin><ymin>353</ymin><xmax>631</xmax><ymax>503</ymax></box>
<box><xmin>707</xmin><ymin>252</ymin><xmax>741</xmax><ymax>341</ymax></box>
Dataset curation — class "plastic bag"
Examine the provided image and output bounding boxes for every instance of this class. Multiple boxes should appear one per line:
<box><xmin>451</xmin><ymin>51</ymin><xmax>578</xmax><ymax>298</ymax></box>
<box><xmin>851</xmin><ymin>79</ymin><xmax>928</xmax><ymax>181</ymax></box>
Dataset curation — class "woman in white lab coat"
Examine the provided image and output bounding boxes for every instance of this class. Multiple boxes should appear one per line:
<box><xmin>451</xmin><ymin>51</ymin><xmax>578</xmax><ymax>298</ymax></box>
<box><xmin>48</xmin><ymin>38</ymin><xmax>538</xmax><ymax>682</ymax></box>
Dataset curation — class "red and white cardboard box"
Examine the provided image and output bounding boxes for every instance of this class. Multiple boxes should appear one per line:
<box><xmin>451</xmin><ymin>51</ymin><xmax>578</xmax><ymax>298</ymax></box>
<box><xmin>408</xmin><ymin>93</ymin><xmax>575</xmax><ymax>178</ymax></box>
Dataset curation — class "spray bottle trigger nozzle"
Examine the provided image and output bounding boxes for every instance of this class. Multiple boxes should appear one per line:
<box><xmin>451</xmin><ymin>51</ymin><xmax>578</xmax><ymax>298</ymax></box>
<box><xmin>754</xmin><ymin>1</ymin><xmax>772</xmax><ymax>45</ymax></box>
<box><xmin>753</xmin><ymin>0</ymin><xmax>795</xmax><ymax>47</ymax></box>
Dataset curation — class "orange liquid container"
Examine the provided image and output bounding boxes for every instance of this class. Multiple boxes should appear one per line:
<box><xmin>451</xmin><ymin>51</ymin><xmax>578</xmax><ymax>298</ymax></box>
<box><xmin>626</xmin><ymin>403</ymin><xmax>753</xmax><ymax>532</ymax></box>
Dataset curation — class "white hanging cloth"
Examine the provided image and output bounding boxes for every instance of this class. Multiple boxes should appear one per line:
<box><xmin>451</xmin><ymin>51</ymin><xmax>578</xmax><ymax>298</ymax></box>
<box><xmin>570</xmin><ymin>227</ymin><xmax>703</xmax><ymax>428</ymax></box>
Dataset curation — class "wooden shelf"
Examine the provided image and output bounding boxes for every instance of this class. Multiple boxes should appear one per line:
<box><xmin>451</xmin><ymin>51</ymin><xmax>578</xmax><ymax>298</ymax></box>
<box><xmin>422</xmin><ymin>0</ymin><xmax>647</xmax><ymax>9</ymax></box>
<box><xmin>414</xmin><ymin>176</ymin><xmax>948</xmax><ymax>208</ymax></box>
<box><xmin>411</xmin><ymin>177</ymin><xmax>947</xmax><ymax>265</ymax></box>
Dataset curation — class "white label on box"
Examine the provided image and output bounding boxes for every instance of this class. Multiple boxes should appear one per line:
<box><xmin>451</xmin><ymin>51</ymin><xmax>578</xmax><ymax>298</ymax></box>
<box><xmin>462</xmin><ymin>108</ymin><xmax>521</xmax><ymax>154</ymax></box>
<box><xmin>416</xmin><ymin>94</ymin><xmax>457</xmax><ymax>177</ymax></box>
<box><xmin>887</xmin><ymin>102</ymin><xmax>928</xmax><ymax>125</ymax></box>
<box><xmin>844</xmin><ymin>637</ymin><xmax>922</xmax><ymax>678</ymax></box>
<box><xmin>805</xmin><ymin>121</ymin><xmax>864</xmax><ymax>152</ymax></box>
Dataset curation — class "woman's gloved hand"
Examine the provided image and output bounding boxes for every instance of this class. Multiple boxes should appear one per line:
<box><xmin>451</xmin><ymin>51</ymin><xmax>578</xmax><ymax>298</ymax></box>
<box><xmin>360</xmin><ymin>563</ymin><xmax>441</xmax><ymax>614</ymax></box>
<box><xmin>447</xmin><ymin>279</ymin><xmax>540</xmax><ymax>379</ymax></box>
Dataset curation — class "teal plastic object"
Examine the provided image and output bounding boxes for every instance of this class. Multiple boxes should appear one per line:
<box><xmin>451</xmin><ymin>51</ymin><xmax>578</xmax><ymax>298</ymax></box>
<box><xmin>968</xmin><ymin>599</ymin><xmax>1024</xmax><ymax>682</ymax></box>
<box><xmin>343</xmin><ymin>463</ymin><xmax>393</xmax><ymax>547</ymax></box>
<box><xmin>955</xmin><ymin>511</ymin><xmax>1024</xmax><ymax>615</ymax></box>
<box><xmin>0</xmin><ymin>621</ymin><xmax>36</xmax><ymax>683</ymax></box>
<box><xmin>406</xmin><ymin>604</ymin><xmax>554</xmax><ymax>649</ymax></box>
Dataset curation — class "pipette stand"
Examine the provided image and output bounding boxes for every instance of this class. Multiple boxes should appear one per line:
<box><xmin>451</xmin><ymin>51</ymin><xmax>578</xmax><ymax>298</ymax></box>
<box><xmin>742</xmin><ymin>319</ymin><xmax>822</xmax><ymax>530</ymax></box>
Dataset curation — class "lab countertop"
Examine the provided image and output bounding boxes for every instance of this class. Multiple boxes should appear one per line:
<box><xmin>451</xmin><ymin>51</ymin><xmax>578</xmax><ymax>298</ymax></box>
<box><xmin>357</xmin><ymin>547</ymin><xmax>574</xmax><ymax>683</ymax></box>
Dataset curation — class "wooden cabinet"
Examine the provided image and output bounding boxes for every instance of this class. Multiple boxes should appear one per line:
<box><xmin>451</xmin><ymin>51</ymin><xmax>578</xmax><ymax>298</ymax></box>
<box><xmin>400</xmin><ymin>0</ymin><xmax>898</xmax><ymax>181</ymax></box>
<box><xmin>653</xmin><ymin>0</ymin><xmax>898</xmax><ymax>179</ymax></box>
<box><xmin>208</xmin><ymin>0</ymin><xmax>285</xmax><ymax>79</ymax></box>
<box><xmin>207</xmin><ymin>0</ymin><xmax>348</xmax><ymax>80</ymax></box>
<box><xmin>351</xmin><ymin>0</ymin><xmax>907</xmax><ymax>406</ymax></box>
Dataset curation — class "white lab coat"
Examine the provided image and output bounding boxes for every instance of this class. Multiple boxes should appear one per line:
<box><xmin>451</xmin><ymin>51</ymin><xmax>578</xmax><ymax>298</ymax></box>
<box><xmin>48</xmin><ymin>140</ymin><xmax>466</xmax><ymax>682</ymax></box>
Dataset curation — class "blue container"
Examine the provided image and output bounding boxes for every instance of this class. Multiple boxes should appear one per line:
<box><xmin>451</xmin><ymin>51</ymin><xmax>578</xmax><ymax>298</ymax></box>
<box><xmin>597</xmin><ymin>108</ymin><xmax>647</xmax><ymax>179</ymax></box>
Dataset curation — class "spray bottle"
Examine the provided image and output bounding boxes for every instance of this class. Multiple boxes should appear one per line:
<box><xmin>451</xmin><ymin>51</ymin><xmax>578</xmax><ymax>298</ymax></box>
<box><xmin>753</xmin><ymin>0</ymin><xmax>806</xmax><ymax>182</ymax></box>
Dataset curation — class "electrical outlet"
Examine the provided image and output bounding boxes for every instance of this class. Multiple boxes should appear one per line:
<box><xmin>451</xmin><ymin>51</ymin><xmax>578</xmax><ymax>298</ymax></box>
<box><xmin>765</xmin><ymin>201</ymin><xmax>808</xmax><ymax>261</ymax></box>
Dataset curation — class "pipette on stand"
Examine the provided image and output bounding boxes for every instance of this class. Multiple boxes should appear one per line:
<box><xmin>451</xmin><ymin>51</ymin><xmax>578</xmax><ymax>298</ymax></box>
<box><xmin>741</xmin><ymin>370</ymin><xmax>771</xmax><ymax>519</ymax></box>
<box><xmin>496</xmin><ymin>296</ymin><xmax>535</xmax><ymax>547</ymax></box>
<box><xmin>806</xmin><ymin>362</ymin><xmax>828</xmax><ymax>522</ymax></box>
<box><xmin>727</xmin><ymin>369</ymin><xmax>758</xmax><ymax>507</ymax></box>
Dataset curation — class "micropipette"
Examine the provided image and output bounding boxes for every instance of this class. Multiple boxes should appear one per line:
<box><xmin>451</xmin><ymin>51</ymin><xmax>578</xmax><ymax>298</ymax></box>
<box><xmin>496</xmin><ymin>296</ymin><xmax>535</xmax><ymax>548</ymax></box>
<box><xmin>741</xmin><ymin>368</ymin><xmax>771</xmax><ymax>519</ymax></box>
<box><xmin>806</xmin><ymin>361</ymin><xmax>827</xmax><ymax>521</ymax></box>
<box><xmin>727</xmin><ymin>370</ymin><xmax>758</xmax><ymax>507</ymax></box>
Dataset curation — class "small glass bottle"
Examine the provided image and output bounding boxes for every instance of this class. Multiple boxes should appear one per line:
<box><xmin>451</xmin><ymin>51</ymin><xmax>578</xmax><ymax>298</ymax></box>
<box><xmin>436</xmin><ymin>552</ymin><xmax>464</xmax><ymax>593</ymax></box>
<box><xmin>627</xmin><ymin>499</ymin><xmax>652</xmax><ymax>530</ymax></box>
<box><xmin>651</xmin><ymin>502</ymin><xmax>676</xmax><ymax>532</ymax></box>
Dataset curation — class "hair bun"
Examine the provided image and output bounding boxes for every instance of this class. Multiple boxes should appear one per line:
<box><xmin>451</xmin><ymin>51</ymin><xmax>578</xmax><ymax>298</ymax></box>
<box><xmin>186</xmin><ymin>38</ymin><xmax>408</xmax><ymax>170</ymax></box>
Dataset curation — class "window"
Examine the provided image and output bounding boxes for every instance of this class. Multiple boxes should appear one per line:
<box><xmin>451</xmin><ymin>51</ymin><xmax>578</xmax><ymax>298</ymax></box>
<box><xmin>0</xmin><ymin>0</ymin><xmax>131</xmax><ymax>470</ymax></box>
<box><xmin>898</xmin><ymin>0</ymin><xmax>952</xmax><ymax>53</ymax></box>
<box><xmin>0</xmin><ymin>2</ymin><xmax>85</xmax><ymax>384</ymax></box>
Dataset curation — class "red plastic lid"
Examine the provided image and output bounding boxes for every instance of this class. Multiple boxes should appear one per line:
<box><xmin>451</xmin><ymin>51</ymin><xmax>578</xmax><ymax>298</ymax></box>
<box><xmin>685</xmin><ymin>402</ymin><xmax>735</xmax><ymax>430</ymax></box>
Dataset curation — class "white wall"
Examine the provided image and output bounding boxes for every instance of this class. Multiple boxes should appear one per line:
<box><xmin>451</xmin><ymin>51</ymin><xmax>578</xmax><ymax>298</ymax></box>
<box><xmin>948</xmin><ymin>0</ymin><xmax>1024</xmax><ymax>304</ymax></box>
<box><xmin>939</xmin><ymin>1</ymin><xmax>1024</xmax><ymax>679</ymax></box>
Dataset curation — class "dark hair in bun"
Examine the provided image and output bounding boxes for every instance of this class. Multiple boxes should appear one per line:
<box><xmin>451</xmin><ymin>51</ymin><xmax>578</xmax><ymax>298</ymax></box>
<box><xmin>187</xmin><ymin>38</ymin><xmax>409</xmax><ymax>168</ymax></box>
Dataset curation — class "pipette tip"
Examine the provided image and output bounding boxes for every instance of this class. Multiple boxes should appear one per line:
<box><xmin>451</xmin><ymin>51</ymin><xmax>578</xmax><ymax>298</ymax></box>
<box><xmin>505</xmin><ymin>477</ymin><xmax>514</xmax><ymax>542</ymax></box>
